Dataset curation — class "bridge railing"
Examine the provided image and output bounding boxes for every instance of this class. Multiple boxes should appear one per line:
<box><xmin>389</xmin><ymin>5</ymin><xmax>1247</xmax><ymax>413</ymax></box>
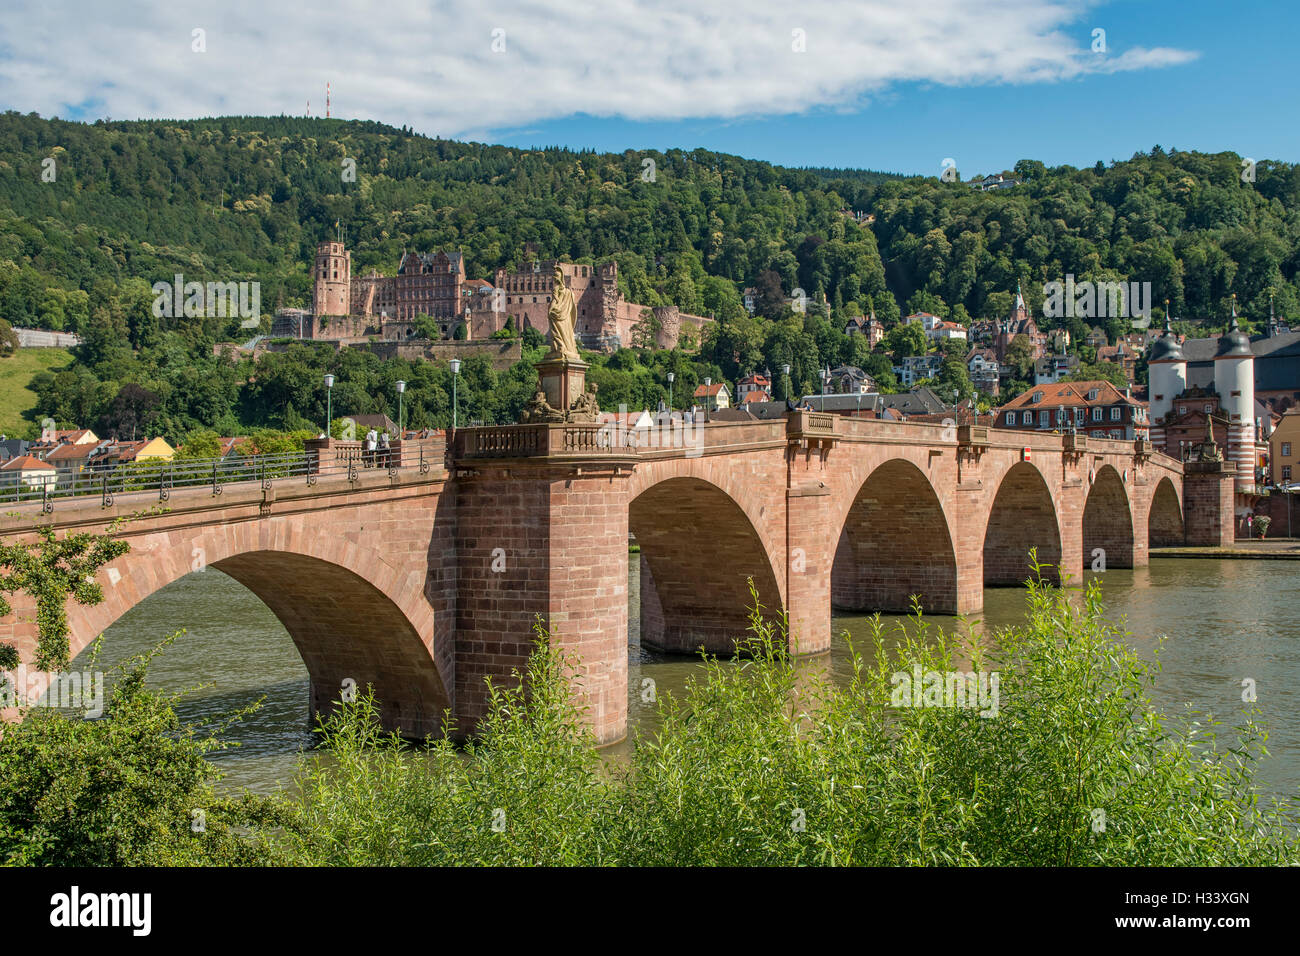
<box><xmin>3</xmin><ymin>437</ymin><xmax>447</xmax><ymax>513</ymax></box>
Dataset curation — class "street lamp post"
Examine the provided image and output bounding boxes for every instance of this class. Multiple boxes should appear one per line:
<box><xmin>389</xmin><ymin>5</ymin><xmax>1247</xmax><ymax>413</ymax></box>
<box><xmin>704</xmin><ymin>377</ymin><xmax>712</xmax><ymax>423</ymax></box>
<box><xmin>782</xmin><ymin>363</ymin><xmax>791</xmax><ymax>403</ymax></box>
<box><xmin>324</xmin><ymin>373</ymin><xmax>335</xmax><ymax>439</ymax></box>
<box><xmin>667</xmin><ymin>371</ymin><xmax>674</xmax><ymax>409</ymax></box>
<box><xmin>396</xmin><ymin>380</ymin><xmax>406</xmax><ymax>438</ymax></box>
<box><xmin>449</xmin><ymin>359</ymin><xmax>461</xmax><ymax>429</ymax></box>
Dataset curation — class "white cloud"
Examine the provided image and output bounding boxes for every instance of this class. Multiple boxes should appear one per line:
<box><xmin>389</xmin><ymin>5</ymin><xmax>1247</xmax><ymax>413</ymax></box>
<box><xmin>0</xmin><ymin>0</ymin><xmax>1197</xmax><ymax>138</ymax></box>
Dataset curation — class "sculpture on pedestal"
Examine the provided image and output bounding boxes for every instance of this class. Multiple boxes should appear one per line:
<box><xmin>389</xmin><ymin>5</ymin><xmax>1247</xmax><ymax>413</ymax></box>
<box><xmin>519</xmin><ymin>263</ymin><xmax>603</xmax><ymax>424</ymax></box>
<box><xmin>546</xmin><ymin>264</ymin><xmax>580</xmax><ymax>362</ymax></box>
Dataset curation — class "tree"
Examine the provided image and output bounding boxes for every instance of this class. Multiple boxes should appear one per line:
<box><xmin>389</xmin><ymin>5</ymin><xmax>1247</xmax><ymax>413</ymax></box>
<box><xmin>754</xmin><ymin>270</ymin><xmax>787</xmax><ymax>319</ymax></box>
<box><xmin>0</xmin><ymin>319</ymin><xmax>18</xmax><ymax>358</ymax></box>
<box><xmin>412</xmin><ymin>314</ymin><xmax>440</xmax><ymax>340</ymax></box>
<box><xmin>886</xmin><ymin>322</ymin><xmax>927</xmax><ymax>359</ymax></box>
<box><xmin>936</xmin><ymin>358</ymin><xmax>975</xmax><ymax>402</ymax></box>
<box><xmin>1005</xmin><ymin>334</ymin><xmax>1037</xmax><ymax>380</ymax></box>
<box><xmin>98</xmin><ymin>384</ymin><xmax>161</xmax><ymax>440</ymax></box>
<box><xmin>175</xmin><ymin>428</ymin><xmax>223</xmax><ymax>460</ymax></box>
<box><xmin>1066</xmin><ymin>362</ymin><xmax>1128</xmax><ymax>389</ymax></box>
<box><xmin>631</xmin><ymin>308</ymin><xmax>661</xmax><ymax>349</ymax></box>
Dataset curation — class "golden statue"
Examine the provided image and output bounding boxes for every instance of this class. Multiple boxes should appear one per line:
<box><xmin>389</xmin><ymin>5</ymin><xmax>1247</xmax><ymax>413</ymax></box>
<box><xmin>546</xmin><ymin>264</ymin><xmax>580</xmax><ymax>361</ymax></box>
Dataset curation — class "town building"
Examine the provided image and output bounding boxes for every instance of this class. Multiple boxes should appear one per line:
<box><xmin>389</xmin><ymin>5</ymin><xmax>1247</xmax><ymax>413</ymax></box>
<box><xmin>966</xmin><ymin>348</ymin><xmax>1003</xmax><ymax>397</ymax></box>
<box><xmin>894</xmin><ymin>354</ymin><xmax>943</xmax><ymax>387</ymax></box>
<box><xmin>1084</xmin><ymin>326</ymin><xmax>1109</xmax><ymax>349</ymax></box>
<box><xmin>1272</xmin><ymin>408</ymin><xmax>1300</xmax><ymax>488</ymax></box>
<box><xmin>993</xmin><ymin>289</ymin><xmax>1047</xmax><ymax>362</ymax></box>
<box><xmin>0</xmin><ymin>454</ymin><xmax>55</xmax><ymax>491</ymax></box>
<box><xmin>1172</xmin><ymin>312</ymin><xmax>1300</xmax><ymax>411</ymax></box>
<box><xmin>735</xmin><ymin>372</ymin><xmax>773</xmax><ymax>404</ymax></box>
<box><xmin>1147</xmin><ymin>313</ymin><xmax>1268</xmax><ymax>504</ymax></box>
<box><xmin>1097</xmin><ymin>342</ymin><xmax>1139</xmax><ymax>383</ymax></box>
<box><xmin>971</xmin><ymin>173</ymin><xmax>1020</xmax><ymax>191</ymax></box>
<box><xmin>844</xmin><ymin>312</ymin><xmax>885</xmax><ymax>347</ymax></box>
<box><xmin>997</xmin><ymin>380</ymin><xmax>1148</xmax><ymax>440</ymax></box>
<box><xmin>1032</xmin><ymin>354</ymin><xmax>1079</xmax><ymax>386</ymax></box>
<box><xmin>905</xmin><ymin>312</ymin><xmax>967</xmax><ymax>342</ymax></box>
<box><xmin>825</xmin><ymin>365</ymin><xmax>876</xmax><ymax>394</ymax></box>
<box><xmin>694</xmin><ymin>382</ymin><xmax>730</xmax><ymax>411</ymax></box>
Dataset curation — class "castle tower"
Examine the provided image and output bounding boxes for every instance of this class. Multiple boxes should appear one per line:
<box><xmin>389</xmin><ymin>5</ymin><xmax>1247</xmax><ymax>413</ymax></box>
<box><xmin>313</xmin><ymin>241</ymin><xmax>351</xmax><ymax>317</ymax></box>
<box><xmin>1215</xmin><ymin>297</ymin><xmax>1256</xmax><ymax>493</ymax></box>
<box><xmin>1147</xmin><ymin>306</ymin><xmax>1186</xmax><ymax>451</ymax></box>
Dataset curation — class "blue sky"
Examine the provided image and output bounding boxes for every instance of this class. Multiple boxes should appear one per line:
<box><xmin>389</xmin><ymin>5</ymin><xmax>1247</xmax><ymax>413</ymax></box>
<box><xmin>490</xmin><ymin>1</ymin><xmax>1298</xmax><ymax>175</ymax></box>
<box><xmin>0</xmin><ymin>0</ymin><xmax>1294</xmax><ymax>176</ymax></box>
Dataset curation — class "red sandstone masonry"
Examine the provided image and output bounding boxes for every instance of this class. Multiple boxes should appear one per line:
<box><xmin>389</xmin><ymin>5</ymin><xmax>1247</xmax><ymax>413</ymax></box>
<box><xmin>0</xmin><ymin>419</ymin><xmax>1191</xmax><ymax>746</ymax></box>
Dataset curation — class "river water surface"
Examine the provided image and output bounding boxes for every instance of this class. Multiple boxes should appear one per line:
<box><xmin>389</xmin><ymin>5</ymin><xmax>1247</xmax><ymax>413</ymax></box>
<box><xmin>72</xmin><ymin>557</ymin><xmax>1300</xmax><ymax>799</ymax></box>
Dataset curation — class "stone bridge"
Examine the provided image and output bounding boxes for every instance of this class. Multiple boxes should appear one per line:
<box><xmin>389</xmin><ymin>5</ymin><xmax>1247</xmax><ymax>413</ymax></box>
<box><xmin>0</xmin><ymin>414</ymin><xmax>1234</xmax><ymax>744</ymax></box>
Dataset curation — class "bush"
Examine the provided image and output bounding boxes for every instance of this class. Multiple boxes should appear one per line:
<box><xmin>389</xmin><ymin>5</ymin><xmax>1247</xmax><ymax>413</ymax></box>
<box><xmin>4</xmin><ymin>562</ymin><xmax>1295</xmax><ymax>865</ymax></box>
<box><xmin>0</xmin><ymin>634</ymin><xmax>283</xmax><ymax>865</ymax></box>
<box><xmin>1255</xmin><ymin>515</ymin><xmax>1271</xmax><ymax>538</ymax></box>
<box><xmin>270</xmin><ymin>570</ymin><xmax>1299</xmax><ymax>866</ymax></box>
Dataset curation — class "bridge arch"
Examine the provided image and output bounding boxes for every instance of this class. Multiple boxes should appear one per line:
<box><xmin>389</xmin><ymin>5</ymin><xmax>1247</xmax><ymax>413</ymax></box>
<box><xmin>629</xmin><ymin>475</ymin><xmax>784</xmax><ymax>655</ymax></box>
<box><xmin>1147</xmin><ymin>476</ymin><xmax>1184</xmax><ymax>548</ymax></box>
<box><xmin>983</xmin><ymin>461</ymin><xmax>1063</xmax><ymax>586</ymax></box>
<box><xmin>1083</xmin><ymin>464</ymin><xmax>1134</xmax><ymax>570</ymax></box>
<box><xmin>831</xmin><ymin>458</ymin><xmax>958</xmax><ymax>613</ymax></box>
<box><xmin>62</xmin><ymin>523</ymin><xmax>449</xmax><ymax>736</ymax></box>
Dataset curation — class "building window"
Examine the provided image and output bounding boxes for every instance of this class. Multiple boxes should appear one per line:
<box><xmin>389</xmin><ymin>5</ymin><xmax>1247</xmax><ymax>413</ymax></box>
<box><xmin>1204</xmin><ymin>404</ymin><xmax>1212</xmax><ymax>413</ymax></box>
<box><xmin>1022</xmin><ymin>411</ymin><xmax>1033</xmax><ymax>425</ymax></box>
<box><xmin>1285</xmin><ymin>466</ymin><xmax>1292</xmax><ymax>482</ymax></box>
<box><xmin>1040</xmin><ymin>410</ymin><xmax>1049</xmax><ymax>426</ymax></box>
<box><xmin>1092</xmin><ymin>407</ymin><xmax>1102</xmax><ymax>421</ymax></box>
<box><xmin>1284</xmin><ymin>443</ymin><xmax>1293</xmax><ymax>457</ymax></box>
<box><xmin>1007</xmin><ymin>412</ymin><xmax>1016</xmax><ymax>425</ymax></box>
<box><xmin>1111</xmin><ymin>407</ymin><xmax>1122</xmax><ymax>421</ymax></box>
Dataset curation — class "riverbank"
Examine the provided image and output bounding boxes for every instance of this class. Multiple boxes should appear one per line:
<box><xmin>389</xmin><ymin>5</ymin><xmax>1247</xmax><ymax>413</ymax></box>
<box><xmin>1154</xmin><ymin>539</ymin><xmax>1300</xmax><ymax>559</ymax></box>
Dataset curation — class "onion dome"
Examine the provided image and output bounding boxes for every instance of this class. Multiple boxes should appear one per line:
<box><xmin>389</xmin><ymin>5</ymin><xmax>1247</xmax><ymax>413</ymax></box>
<box><xmin>1215</xmin><ymin>316</ymin><xmax>1253</xmax><ymax>358</ymax></box>
<box><xmin>1149</xmin><ymin>314</ymin><xmax>1184</xmax><ymax>362</ymax></box>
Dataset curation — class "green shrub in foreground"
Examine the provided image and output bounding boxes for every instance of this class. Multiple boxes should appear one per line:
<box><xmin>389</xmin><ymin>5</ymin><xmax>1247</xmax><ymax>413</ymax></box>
<box><xmin>270</xmin><ymin>571</ymin><xmax>1300</xmax><ymax>866</ymax></box>
<box><xmin>0</xmin><ymin>634</ymin><xmax>284</xmax><ymax>866</ymax></box>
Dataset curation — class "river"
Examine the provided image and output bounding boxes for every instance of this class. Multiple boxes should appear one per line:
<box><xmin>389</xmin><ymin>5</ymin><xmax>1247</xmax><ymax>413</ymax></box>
<box><xmin>67</xmin><ymin>557</ymin><xmax>1300</xmax><ymax>800</ymax></box>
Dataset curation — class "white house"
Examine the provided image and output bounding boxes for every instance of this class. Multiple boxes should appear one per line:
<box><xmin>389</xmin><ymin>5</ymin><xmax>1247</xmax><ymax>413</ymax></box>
<box><xmin>1</xmin><ymin>454</ymin><xmax>56</xmax><ymax>490</ymax></box>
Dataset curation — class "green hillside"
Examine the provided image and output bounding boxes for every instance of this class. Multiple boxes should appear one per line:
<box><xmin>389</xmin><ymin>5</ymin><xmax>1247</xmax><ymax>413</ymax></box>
<box><xmin>0</xmin><ymin>346</ymin><xmax>72</xmax><ymax>437</ymax></box>
<box><xmin>0</xmin><ymin>112</ymin><xmax>1297</xmax><ymax>441</ymax></box>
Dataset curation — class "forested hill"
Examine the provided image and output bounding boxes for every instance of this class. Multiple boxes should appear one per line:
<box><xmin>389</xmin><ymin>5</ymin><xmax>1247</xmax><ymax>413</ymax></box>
<box><xmin>2</xmin><ymin>111</ymin><xmax>1299</xmax><ymax>338</ymax></box>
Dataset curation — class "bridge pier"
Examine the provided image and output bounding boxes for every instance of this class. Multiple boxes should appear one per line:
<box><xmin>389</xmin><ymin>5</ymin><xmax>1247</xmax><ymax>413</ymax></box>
<box><xmin>452</xmin><ymin>428</ymin><xmax>637</xmax><ymax>746</ymax></box>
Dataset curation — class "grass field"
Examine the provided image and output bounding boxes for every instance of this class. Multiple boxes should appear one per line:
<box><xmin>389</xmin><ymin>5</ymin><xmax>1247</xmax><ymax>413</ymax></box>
<box><xmin>0</xmin><ymin>347</ymin><xmax>72</xmax><ymax>437</ymax></box>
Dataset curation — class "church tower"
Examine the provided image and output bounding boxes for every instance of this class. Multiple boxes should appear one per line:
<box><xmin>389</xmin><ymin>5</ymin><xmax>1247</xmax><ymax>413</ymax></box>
<box><xmin>313</xmin><ymin>241</ymin><xmax>351</xmax><ymax>317</ymax></box>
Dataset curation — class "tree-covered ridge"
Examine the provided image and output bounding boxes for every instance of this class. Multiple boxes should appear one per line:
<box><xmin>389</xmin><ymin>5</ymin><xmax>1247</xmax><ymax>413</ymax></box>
<box><xmin>0</xmin><ymin>112</ymin><xmax>1297</xmax><ymax>441</ymax></box>
<box><xmin>0</xmin><ymin>112</ymin><xmax>900</xmax><ymax>325</ymax></box>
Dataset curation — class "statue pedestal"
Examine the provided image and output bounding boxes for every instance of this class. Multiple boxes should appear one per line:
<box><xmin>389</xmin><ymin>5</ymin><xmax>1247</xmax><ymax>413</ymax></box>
<box><xmin>536</xmin><ymin>356</ymin><xmax>589</xmax><ymax>413</ymax></box>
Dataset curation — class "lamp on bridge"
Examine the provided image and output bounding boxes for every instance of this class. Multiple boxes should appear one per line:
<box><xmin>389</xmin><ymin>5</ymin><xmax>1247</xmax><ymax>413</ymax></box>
<box><xmin>324</xmin><ymin>373</ymin><xmax>335</xmax><ymax>439</ymax></box>
<box><xmin>667</xmin><ymin>371</ymin><xmax>674</xmax><ymax>409</ymax></box>
<box><xmin>396</xmin><ymin>380</ymin><xmax>406</xmax><ymax>438</ymax></box>
<box><xmin>449</xmin><ymin>359</ymin><xmax>462</xmax><ymax>430</ymax></box>
<box><xmin>781</xmin><ymin>363</ymin><xmax>791</xmax><ymax>403</ymax></box>
<box><xmin>704</xmin><ymin>377</ymin><xmax>712</xmax><ymax>423</ymax></box>
<box><xmin>821</xmin><ymin>367</ymin><xmax>829</xmax><ymax>396</ymax></box>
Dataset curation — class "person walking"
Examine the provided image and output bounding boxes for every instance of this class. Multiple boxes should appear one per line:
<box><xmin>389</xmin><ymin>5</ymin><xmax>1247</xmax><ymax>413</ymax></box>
<box><xmin>379</xmin><ymin>430</ymin><xmax>391</xmax><ymax>468</ymax></box>
<box><xmin>364</xmin><ymin>427</ymin><xmax>378</xmax><ymax>468</ymax></box>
